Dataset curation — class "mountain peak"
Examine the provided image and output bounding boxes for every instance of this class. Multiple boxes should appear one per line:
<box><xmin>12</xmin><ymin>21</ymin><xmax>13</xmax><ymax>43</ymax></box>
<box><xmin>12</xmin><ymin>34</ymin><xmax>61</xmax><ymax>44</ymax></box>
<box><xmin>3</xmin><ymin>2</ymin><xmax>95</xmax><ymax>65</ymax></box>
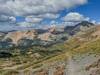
<box><xmin>76</xmin><ymin>21</ymin><xmax>94</xmax><ymax>27</ymax></box>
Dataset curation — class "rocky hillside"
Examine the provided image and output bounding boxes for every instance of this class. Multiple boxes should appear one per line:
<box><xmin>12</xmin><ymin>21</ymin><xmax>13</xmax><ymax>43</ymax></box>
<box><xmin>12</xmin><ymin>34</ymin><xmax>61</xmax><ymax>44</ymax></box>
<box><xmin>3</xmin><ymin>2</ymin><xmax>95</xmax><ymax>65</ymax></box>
<box><xmin>0</xmin><ymin>21</ymin><xmax>94</xmax><ymax>47</ymax></box>
<box><xmin>4</xmin><ymin>30</ymin><xmax>37</xmax><ymax>45</ymax></box>
<box><xmin>0</xmin><ymin>21</ymin><xmax>100</xmax><ymax>75</ymax></box>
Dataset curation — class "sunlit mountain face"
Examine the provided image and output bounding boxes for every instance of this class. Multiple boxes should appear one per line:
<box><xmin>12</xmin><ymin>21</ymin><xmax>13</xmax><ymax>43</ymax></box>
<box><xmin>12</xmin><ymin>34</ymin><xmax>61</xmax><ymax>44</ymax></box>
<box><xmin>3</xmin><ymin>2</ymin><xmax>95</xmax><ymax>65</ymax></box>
<box><xmin>0</xmin><ymin>0</ymin><xmax>100</xmax><ymax>75</ymax></box>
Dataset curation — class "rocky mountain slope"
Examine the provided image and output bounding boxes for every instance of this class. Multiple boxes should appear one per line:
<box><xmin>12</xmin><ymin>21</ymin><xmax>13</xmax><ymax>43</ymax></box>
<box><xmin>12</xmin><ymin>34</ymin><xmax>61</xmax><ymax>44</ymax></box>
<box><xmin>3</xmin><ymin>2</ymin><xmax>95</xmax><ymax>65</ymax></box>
<box><xmin>0</xmin><ymin>21</ymin><xmax>94</xmax><ymax>47</ymax></box>
<box><xmin>0</xmin><ymin>21</ymin><xmax>100</xmax><ymax>75</ymax></box>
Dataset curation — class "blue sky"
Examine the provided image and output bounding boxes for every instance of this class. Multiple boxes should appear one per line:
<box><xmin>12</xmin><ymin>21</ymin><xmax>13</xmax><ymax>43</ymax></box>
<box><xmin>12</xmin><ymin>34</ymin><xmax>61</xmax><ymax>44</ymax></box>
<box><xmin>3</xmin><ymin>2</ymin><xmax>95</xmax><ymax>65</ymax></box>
<box><xmin>46</xmin><ymin>0</ymin><xmax>100</xmax><ymax>24</ymax></box>
<box><xmin>0</xmin><ymin>0</ymin><xmax>100</xmax><ymax>30</ymax></box>
<box><xmin>16</xmin><ymin>0</ymin><xmax>100</xmax><ymax>24</ymax></box>
<box><xmin>70</xmin><ymin>0</ymin><xmax>100</xmax><ymax>22</ymax></box>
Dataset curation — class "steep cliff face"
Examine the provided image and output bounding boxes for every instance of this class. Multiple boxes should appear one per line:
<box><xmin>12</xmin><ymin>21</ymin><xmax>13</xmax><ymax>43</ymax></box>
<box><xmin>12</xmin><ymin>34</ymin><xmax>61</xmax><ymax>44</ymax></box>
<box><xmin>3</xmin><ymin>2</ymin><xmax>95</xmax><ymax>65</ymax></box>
<box><xmin>38</xmin><ymin>32</ymin><xmax>55</xmax><ymax>41</ymax></box>
<box><xmin>4</xmin><ymin>30</ymin><xmax>37</xmax><ymax>44</ymax></box>
<box><xmin>64</xmin><ymin>21</ymin><xmax>94</xmax><ymax>35</ymax></box>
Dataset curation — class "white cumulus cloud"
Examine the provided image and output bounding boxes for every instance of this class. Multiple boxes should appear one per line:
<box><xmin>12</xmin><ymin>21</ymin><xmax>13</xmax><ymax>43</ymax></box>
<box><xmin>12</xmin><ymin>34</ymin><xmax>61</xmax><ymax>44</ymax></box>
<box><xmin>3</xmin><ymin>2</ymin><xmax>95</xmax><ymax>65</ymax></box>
<box><xmin>0</xmin><ymin>15</ymin><xmax>9</xmax><ymax>22</ymax></box>
<box><xmin>25</xmin><ymin>16</ymin><xmax>42</xmax><ymax>23</ymax></box>
<box><xmin>0</xmin><ymin>0</ymin><xmax>87</xmax><ymax>16</ymax></box>
<box><xmin>37</xmin><ymin>13</ymin><xmax>60</xmax><ymax>19</ymax></box>
<box><xmin>0</xmin><ymin>0</ymin><xmax>88</xmax><ymax>29</ymax></box>
<box><xmin>63</xmin><ymin>12</ymin><xmax>89</xmax><ymax>22</ymax></box>
<box><xmin>0</xmin><ymin>15</ymin><xmax>16</xmax><ymax>22</ymax></box>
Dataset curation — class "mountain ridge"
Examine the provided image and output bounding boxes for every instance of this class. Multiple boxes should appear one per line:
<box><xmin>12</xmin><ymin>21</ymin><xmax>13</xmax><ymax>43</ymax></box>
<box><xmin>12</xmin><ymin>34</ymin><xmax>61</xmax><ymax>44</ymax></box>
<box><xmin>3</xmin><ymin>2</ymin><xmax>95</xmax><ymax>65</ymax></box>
<box><xmin>0</xmin><ymin>21</ymin><xmax>94</xmax><ymax>47</ymax></box>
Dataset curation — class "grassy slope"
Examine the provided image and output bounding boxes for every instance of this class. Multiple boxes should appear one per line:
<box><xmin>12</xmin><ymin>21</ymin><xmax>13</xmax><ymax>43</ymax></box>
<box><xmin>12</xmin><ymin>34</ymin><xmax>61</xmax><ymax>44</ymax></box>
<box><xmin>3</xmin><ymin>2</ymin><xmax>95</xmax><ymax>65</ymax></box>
<box><xmin>0</xmin><ymin>26</ymin><xmax>100</xmax><ymax>75</ymax></box>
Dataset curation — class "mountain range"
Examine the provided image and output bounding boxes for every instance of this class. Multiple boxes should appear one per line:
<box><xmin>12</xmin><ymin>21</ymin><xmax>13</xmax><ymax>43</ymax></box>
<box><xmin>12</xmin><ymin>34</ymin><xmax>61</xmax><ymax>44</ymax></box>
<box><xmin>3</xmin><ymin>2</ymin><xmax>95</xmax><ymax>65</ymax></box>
<box><xmin>0</xmin><ymin>21</ymin><xmax>94</xmax><ymax>48</ymax></box>
<box><xmin>0</xmin><ymin>21</ymin><xmax>100</xmax><ymax>75</ymax></box>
